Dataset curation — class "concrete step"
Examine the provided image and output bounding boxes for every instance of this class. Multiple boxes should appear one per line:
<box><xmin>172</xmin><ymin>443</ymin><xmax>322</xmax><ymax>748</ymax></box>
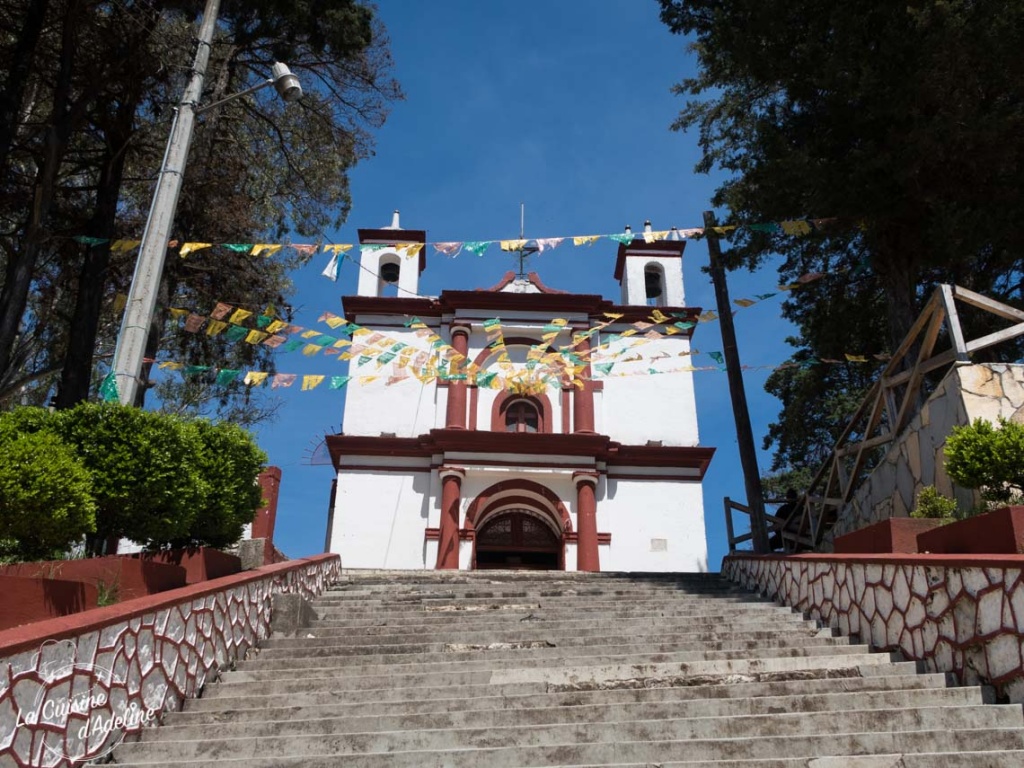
<box><xmin>165</xmin><ymin>682</ymin><xmax>988</xmax><ymax>727</ymax></box>
<box><xmin>235</xmin><ymin>642</ymin><xmax>869</xmax><ymax>680</ymax></box>
<box><xmin>255</xmin><ymin>632</ymin><xmax>843</xmax><ymax>660</ymax></box>
<box><xmin>262</xmin><ymin>625</ymin><xmax>830</xmax><ymax>650</ymax></box>
<box><xmin>182</xmin><ymin>667</ymin><xmax>954</xmax><ymax>713</ymax></box>
<box><xmin>299</xmin><ymin>610</ymin><xmax>813</xmax><ymax>635</ymax></box>
<box><xmin>210</xmin><ymin>654</ymin><xmax>907</xmax><ymax>696</ymax></box>
<box><xmin>307</xmin><ymin>604</ymin><xmax>802</xmax><ymax>626</ymax></box>
<box><xmin>140</xmin><ymin>703</ymin><xmax>1024</xmax><ymax>745</ymax></box>
<box><xmin>111</xmin><ymin>727</ymin><xmax>1024</xmax><ymax>766</ymax></box>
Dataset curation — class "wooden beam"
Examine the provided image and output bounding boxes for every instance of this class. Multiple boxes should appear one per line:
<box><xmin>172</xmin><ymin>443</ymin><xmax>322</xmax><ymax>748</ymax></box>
<box><xmin>954</xmin><ymin>285</ymin><xmax>1024</xmax><ymax>323</ymax></box>
<box><xmin>966</xmin><ymin>321</ymin><xmax>1024</xmax><ymax>355</ymax></box>
<box><xmin>724</xmin><ymin>496</ymin><xmax>737</xmax><ymax>551</ymax></box>
<box><xmin>941</xmin><ymin>284</ymin><xmax>969</xmax><ymax>361</ymax></box>
<box><xmin>835</xmin><ymin>431</ymin><xmax>894</xmax><ymax>458</ymax></box>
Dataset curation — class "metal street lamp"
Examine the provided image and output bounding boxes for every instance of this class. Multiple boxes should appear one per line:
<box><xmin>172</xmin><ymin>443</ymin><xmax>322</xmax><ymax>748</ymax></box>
<box><xmin>110</xmin><ymin>0</ymin><xmax>301</xmax><ymax>406</ymax></box>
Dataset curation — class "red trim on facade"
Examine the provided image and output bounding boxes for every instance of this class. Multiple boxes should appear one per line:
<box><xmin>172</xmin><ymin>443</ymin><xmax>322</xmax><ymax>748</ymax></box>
<box><xmin>464</xmin><ymin>479</ymin><xmax>573</xmax><ymax>533</ymax></box>
<box><xmin>445</xmin><ymin>325</ymin><xmax>470</xmax><ymax>429</ymax></box>
<box><xmin>565</xmin><ymin>532</ymin><xmax>612</xmax><ymax>545</ymax></box>
<box><xmin>337</xmin><ymin>463</ymin><xmax>432</xmax><ymax>473</ymax></box>
<box><xmin>342</xmin><ymin>296</ymin><xmax>438</xmax><ymax>322</ymax></box>
<box><xmin>342</xmin><ymin>294</ymin><xmax>701</xmax><ymax>337</ymax></box>
<box><xmin>606</xmin><ymin>471</ymin><xmax>699</xmax><ymax>482</ymax></box>
<box><xmin>560</xmin><ymin>389</ymin><xmax>570</xmax><ymax>433</ymax></box>
<box><xmin>443</xmin><ymin>458</ymin><xmax>596</xmax><ymax>470</ymax></box>
<box><xmin>328</xmin><ymin>430</ymin><xmax>715</xmax><ymax>479</ymax></box>
<box><xmin>613</xmin><ymin>238</ymin><xmax>686</xmax><ymax>282</ymax></box>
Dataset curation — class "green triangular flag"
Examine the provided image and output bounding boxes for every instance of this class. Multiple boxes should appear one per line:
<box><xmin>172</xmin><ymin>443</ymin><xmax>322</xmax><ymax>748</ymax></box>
<box><xmin>223</xmin><ymin>243</ymin><xmax>254</xmax><ymax>253</ymax></box>
<box><xmin>256</xmin><ymin>314</ymin><xmax>273</xmax><ymax>328</ymax></box>
<box><xmin>329</xmin><ymin>376</ymin><xmax>351</xmax><ymax>390</ymax></box>
<box><xmin>708</xmin><ymin>351</ymin><xmax>724</xmax><ymax>364</ymax></box>
<box><xmin>282</xmin><ymin>339</ymin><xmax>304</xmax><ymax>352</ymax></box>
<box><xmin>98</xmin><ymin>372</ymin><xmax>119</xmax><ymax>403</ymax></box>
<box><xmin>595</xmin><ymin>363</ymin><xmax>614</xmax><ymax>376</ymax></box>
<box><xmin>224</xmin><ymin>326</ymin><xmax>248</xmax><ymax>342</ymax></box>
<box><xmin>215</xmin><ymin>369</ymin><xmax>240</xmax><ymax>386</ymax></box>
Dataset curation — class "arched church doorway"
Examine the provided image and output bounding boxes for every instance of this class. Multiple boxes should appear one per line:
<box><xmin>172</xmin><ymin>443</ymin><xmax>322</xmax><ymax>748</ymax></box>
<box><xmin>474</xmin><ymin>508</ymin><xmax>562</xmax><ymax>570</ymax></box>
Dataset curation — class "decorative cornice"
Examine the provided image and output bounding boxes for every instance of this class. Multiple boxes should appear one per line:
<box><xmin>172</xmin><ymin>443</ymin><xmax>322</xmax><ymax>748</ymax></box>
<box><xmin>327</xmin><ymin>430</ymin><xmax>715</xmax><ymax>479</ymax></box>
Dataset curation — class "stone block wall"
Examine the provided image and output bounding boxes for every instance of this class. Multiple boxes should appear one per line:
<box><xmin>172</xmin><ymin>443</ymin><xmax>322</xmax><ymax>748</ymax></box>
<box><xmin>0</xmin><ymin>554</ymin><xmax>340</xmax><ymax>767</ymax></box>
<box><xmin>826</xmin><ymin>363</ymin><xmax>1024</xmax><ymax>548</ymax></box>
<box><xmin>724</xmin><ymin>554</ymin><xmax>1024</xmax><ymax>702</ymax></box>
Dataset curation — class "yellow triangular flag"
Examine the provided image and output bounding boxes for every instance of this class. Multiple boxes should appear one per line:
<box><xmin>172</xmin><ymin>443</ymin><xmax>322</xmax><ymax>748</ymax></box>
<box><xmin>251</xmin><ymin>244</ymin><xmax>283</xmax><ymax>257</ymax></box>
<box><xmin>643</xmin><ymin>231</ymin><xmax>669</xmax><ymax>243</ymax></box>
<box><xmin>244</xmin><ymin>371</ymin><xmax>269</xmax><ymax>386</ymax></box>
<box><xmin>158</xmin><ymin>361</ymin><xmax>184</xmax><ymax>370</ymax></box>
<box><xmin>323</xmin><ymin>244</ymin><xmax>354</xmax><ymax>256</ymax></box>
<box><xmin>302</xmin><ymin>375</ymin><xmax>325</xmax><ymax>391</ymax></box>
<box><xmin>206</xmin><ymin>320</ymin><xmax>228</xmax><ymax>336</ymax></box>
<box><xmin>302</xmin><ymin>344</ymin><xmax>323</xmax><ymax>357</ymax></box>
<box><xmin>179</xmin><ymin>242</ymin><xmax>212</xmax><ymax>257</ymax></box>
<box><xmin>110</xmin><ymin>240</ymin><xmax>141</xmax><ymax>253</ymax></box>
<box><xmin>573</xmin><ymin>235</ymin><xmax>600</xmax><ymax>246</ymax></box>
<box><xmin>228</xmin><ymin>308</ymin><xmax>252</xmax><ymax>324</ymax></box>
<box><xmin>500</xmin><ymin>239</ymin><xmax>527</xmax><ymax>251</ymax></box>
<box><xmin>734</xmin><ymin>298</ymin><xmax>756</xmax><ymax>308</ymax></box>
<box><xmin>845</xmin><ymin>353</ymin><xmax>868</xmax><ymax>362</ymax></box>
<box><xmin>245</xmin><ymin>330</ymin><xmax>268</xmax><ymax>344</ymax></box>
<box><xmin>649</xmin><ymin>309</ymin><xmax>670</xmax><ymax>324</ymax></box>
<box><xmin>265</xmin><ymin>320</ymin><xmax>288</xmax><ymax>334</ymax></box>
<box><xmin>169</xmin><ymin>308</ymin><xmax>189</xmax><ymax>320</ymax></box>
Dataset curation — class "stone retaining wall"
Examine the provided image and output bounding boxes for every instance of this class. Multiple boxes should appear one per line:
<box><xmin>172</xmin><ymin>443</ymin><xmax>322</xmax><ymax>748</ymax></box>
<box><xmin>0</xmin><ymin>553</ymin><xmax>340</xmax><ymax>767</ymax></box>
<box><xmin>723</xmin><ymin>553</ymin><xmax>1024</xmax><ymax>703</ymax></box>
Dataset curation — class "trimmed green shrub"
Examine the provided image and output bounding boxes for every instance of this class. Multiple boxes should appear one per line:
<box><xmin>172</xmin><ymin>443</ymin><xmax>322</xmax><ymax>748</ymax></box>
<box><xmin>945</xmin><ymin>417</ymin><xmax>1024</xmax><ymax>506</ymax></box>
<box><xmin>178</xmin><ymin>419</ymin><xmax>268</xmax><ymax>548</ymax></box>
<box><xmin>910</xmin><ymin>485</ymin><xmax>958</xmax><ymax>520</ymax></box>
<box><xmin>51</xmin><ymin>403</ymin><xmax>207</xmax><ymax>547</ymax></box>
<box><xmin>0</xmin><ymin>430</ymin><xmax>96</xmax><ymax>560</ymax></box>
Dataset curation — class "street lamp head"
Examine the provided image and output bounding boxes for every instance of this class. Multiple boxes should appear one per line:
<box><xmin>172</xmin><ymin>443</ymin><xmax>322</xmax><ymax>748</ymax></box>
<box><xmin>271</xmin><ymin>62</ymin><xmax>302</xmax><ymax>102</ymax></box>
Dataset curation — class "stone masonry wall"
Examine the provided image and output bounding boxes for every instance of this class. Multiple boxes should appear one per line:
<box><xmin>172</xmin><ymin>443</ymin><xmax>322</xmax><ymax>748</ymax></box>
<box><xmin>0</xmin><ymin>554</ymin><xmax>340</xmax><ymax>768</ymax></box>
<box><xmin>826</xmin><ymin>364</ymin><xmax>1024</xmax><ymax>549</ymax></box>
<box><xmin>724</xmin><ymin>554</ymin><xmax>1024</xmax><ymax>703</ymax></box>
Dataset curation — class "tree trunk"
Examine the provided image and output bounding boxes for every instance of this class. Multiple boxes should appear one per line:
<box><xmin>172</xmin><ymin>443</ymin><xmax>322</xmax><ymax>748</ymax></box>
<box><xmin>0</xmin><ymin>0</ymin><xmax>51</xmax><ymax>178</ymax></box>
<box><xmin>56</xmin><ymin>109</ymin><xmax>135</xmax><ymax>408</ymax></box>
<box><xmin>0</xmin><ymin>0</ymin><xmax>82</xmax><ymax>383</ymax></box>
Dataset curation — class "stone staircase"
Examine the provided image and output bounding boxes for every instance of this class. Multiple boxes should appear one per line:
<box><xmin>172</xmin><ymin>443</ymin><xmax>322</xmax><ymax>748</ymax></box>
<box><xmin>113</xmin><ymin>570</ymin><xmax>1024</xmax><ymax>766</ymax></box>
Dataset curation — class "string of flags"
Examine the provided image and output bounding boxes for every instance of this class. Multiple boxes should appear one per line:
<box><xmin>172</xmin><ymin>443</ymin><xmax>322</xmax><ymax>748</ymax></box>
<box><xmin>156</xmin><ymin>295</ymin><xmax>887</xmax><ymax>395</ymax></box>
<box><xmin>155</xmin><ymin>351</ymin><xmax>889</xmax><ymax>393</ymax></box>
<box><xmin>71</xmin><ymin>217</ymin><xmax>839</xmax><ymax>283</ymax></box>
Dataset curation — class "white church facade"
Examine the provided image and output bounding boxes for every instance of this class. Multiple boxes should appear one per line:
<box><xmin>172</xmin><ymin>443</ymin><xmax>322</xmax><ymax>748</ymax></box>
<box><xmin>325</xmin><ymin>219</ymin><xmax>715</xmax><ymax>572</ymax></box>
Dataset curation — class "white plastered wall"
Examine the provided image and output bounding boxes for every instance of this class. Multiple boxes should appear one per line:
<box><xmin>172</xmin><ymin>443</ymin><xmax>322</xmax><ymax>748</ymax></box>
<box><xmin>599</xmin><ymin>477</ymin><xmax>708</xmax><ymax>572</ymax></box>
<box><xmin>330</xmin><ymin>464</ymin><xmax>433</xmax><ymax>569</ymax></box>
<box><xmin>341</xmin><ymin>325</ymin><xmax>440</xmax><ymax>437</ymax></box>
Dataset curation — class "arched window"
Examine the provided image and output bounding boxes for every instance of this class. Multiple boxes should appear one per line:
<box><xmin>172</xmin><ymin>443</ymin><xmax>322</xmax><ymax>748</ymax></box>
<box><xmin>504</xmin><ymin>398</ymin><xmax>539</xmax><ymax>433</ymax></box>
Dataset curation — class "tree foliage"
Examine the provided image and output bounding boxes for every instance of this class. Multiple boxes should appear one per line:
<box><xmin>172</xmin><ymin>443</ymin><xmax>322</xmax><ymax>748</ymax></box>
<box><xmin>0</xmin><ymin>427</ymin><xmax>96</xmax><ymax>561</ymax></box>
<box><xmin>659</xmin><ymin>0</ymin><xmax>1024</xmax><ymax>483</ymax></box>
<box><xmin>946</xmin><ymin>417</ymin><xmax>1024</xmax><ymax>506</ymax></box>
<box><xmin>51</xmin><ymin>403</ymin><xmax>206</xmax><ymax>546</ymax></box>
<box><xmin>0</xmin><ymin>404</ymin><xmax>268</xmax><ymax>554</ymax></box>
<box><xmin>0</xmin><ymin>0</ymin><xmax>400</xmax><ymax>419</ymax></box>
<box><xmin>180</xmin><ymin>418</ymin><xmax>268</xmax><ymax>548</ymax></box>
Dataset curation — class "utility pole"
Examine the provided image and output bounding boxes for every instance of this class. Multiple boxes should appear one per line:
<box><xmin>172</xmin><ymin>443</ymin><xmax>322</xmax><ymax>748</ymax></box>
<box><xmin>110</xmin><ymin>0</ymin><xmax>222</xmax><ymax>405</ymax></box>
<box><xmin>703</xmin><ymin>210</ymin><xmax>770</xmax><ymax>554</ymax></box>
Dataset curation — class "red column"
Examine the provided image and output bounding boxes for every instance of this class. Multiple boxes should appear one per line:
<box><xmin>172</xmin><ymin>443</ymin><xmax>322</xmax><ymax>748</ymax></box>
<box><xmin>445</xmin><ymin>324</ymin><xmax>470</xmax><ymax>429</ymax></box>
<box><xmin>435</xmin><ymin>467</ymin><xmax>465</xmax><ymax>569</ymax></box>
<box><xmin>574</xmin><ymin>471</ymin><xmax>600</xmax><ymax>572</ymax></box>
<box><xmin>573</xmin><ymin>332</ymin><xmax>595</xmax><ymax>433</ymax></box>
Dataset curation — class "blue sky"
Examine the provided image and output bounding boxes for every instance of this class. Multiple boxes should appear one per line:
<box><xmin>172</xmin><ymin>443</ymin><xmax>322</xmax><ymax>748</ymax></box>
<box><xmin>252</xmin><ymin>1</ymin><xmax>792</xmax><ymax>567</ymax></box>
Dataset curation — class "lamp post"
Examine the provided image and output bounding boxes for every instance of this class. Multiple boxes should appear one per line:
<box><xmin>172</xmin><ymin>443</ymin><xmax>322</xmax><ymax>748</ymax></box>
<box><xmin>110</xmin><ymin>0</ymin><xmax>301</xmax><ymax>406</ymax></box>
